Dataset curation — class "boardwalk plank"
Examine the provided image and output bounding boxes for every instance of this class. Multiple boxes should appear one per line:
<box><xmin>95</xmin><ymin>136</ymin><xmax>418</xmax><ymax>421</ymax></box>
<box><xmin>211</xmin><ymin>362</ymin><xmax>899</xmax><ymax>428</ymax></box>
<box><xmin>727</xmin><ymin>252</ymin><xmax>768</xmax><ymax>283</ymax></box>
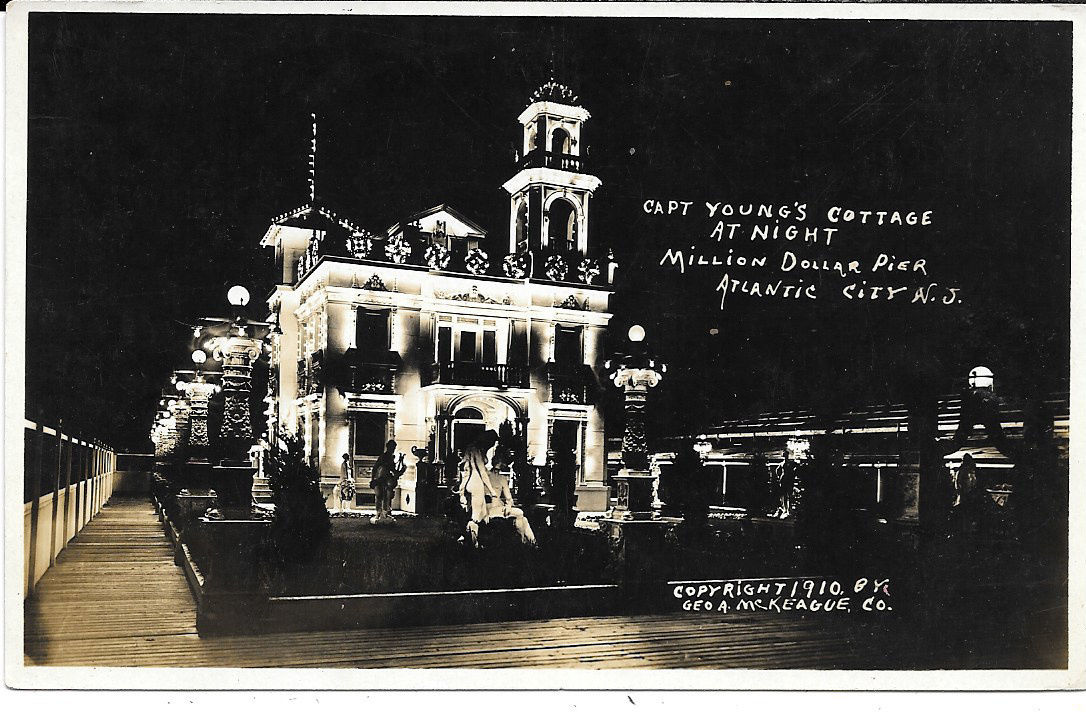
<box><xmin>25</xmin><ymin>497</ymin><xmax>896</xmax><ymax>669</ymax></box>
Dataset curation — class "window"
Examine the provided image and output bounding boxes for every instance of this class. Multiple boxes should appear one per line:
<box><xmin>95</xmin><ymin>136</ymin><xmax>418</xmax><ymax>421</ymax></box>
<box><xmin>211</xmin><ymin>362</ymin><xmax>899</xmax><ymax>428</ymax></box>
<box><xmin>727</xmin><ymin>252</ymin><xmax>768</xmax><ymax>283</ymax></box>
<box><xmin>437</xmin><ymin>325</ymin><xmax>453</xmax><ymax>363</ymax></box>
<box><xmin>353</xmin><ymin>412</ymin><xmax>387</xmax><ymax>458</ymax></box>
<box><xmin>436</xmin><ymin>316</ymin><xmax>502</xmax><ymax>364</ymax></box>
<box><xmin>554</xmin><ymin>325</ymin><xmax>583</xmax><ymax>367</ymax></box>
<box><xmin>356</xmin><ymin>308</ymin><xmax>389</xmax><ymax>359</ymax></box>
<box><xmin>460</xmin><ymin>331</ymin><xmax>477</xmax><ymax>362</ymax></box>
<box><xmin>507</xmin><ymin>320</ymin><xmax>528</xmax><ymax>365</ymax></box>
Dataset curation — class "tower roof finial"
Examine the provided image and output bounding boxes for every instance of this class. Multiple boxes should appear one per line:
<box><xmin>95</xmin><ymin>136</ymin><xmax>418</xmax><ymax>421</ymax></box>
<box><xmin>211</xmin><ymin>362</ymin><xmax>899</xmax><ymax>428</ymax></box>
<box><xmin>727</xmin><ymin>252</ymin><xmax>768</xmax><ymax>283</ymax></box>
<box><xmin>529</xmin><ymin>78</ymin><xmax>579</xmax><ymax>106</ymax></box>
<box><xmin>308</xmin><ymin>112</ymin><xmax>317</xmax><ymax>204</ymax></box>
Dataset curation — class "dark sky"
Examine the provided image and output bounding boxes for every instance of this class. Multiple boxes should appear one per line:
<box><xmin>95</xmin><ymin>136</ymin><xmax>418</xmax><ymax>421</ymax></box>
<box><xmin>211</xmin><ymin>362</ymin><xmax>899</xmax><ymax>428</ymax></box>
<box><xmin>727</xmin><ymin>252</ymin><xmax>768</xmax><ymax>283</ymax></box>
<box><xmin>26</xmin><ymin>13</ymin><xmax>1071</xmax><ymax>449</ymax></box>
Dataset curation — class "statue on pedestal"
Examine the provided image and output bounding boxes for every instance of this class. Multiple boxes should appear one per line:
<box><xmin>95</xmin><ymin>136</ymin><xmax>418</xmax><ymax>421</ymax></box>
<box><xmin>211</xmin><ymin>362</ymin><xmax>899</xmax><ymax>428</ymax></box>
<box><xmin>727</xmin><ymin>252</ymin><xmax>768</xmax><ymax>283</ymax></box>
<box><xmin>458</xmin><ymin>430</ymin><xmax>536</xmax><ymax>547</ymax></box>
<box><xmin>369</xmin><ymin>440</ymin><xmax>404</xmax><ymax>524</ymax></box>
<box><xmin>333</xmin><ymin>453</ymin><xmax>355</xmax><ymax>513</ymax></box>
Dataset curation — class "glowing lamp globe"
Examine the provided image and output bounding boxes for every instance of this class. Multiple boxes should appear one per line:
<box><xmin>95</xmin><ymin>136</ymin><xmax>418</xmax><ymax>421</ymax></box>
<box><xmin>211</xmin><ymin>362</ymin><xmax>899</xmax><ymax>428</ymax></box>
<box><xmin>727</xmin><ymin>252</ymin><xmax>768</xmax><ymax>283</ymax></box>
<box><xmin>191</xmin><ymin>349</ymin><xmax>207</xmax><ymax>365</ymax></box>
<box><xmin>227</xmin><ymin>285</ymin><xmax>251</xmax><ymax>307</ymax></box>
<box><xmin>693</xmin><ymin>438</ymin><xmax>713</xmax><ymax>457</ymax></box>
<box><xmin>628</xmin><ymin>324</ymin><xmax>646</xmax><ymax>343</ymax></box>
<box><xmin>968</xmin><ymin>366</ymin><xmax>994</xmax><ymax>390</ymax></box>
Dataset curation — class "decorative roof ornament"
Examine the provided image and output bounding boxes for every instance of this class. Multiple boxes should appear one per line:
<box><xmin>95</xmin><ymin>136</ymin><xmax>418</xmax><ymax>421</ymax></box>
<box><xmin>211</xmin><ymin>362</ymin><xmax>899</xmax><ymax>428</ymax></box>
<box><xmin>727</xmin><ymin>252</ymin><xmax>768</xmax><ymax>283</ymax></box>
<box><xmin>555</xmin><ymin>294</ymin><xmax>588</xmax><ymax>311</ymax></box>
<box><xmin>530</xmin><ymin>77</ymin><xmax>579</xmax><ymax>106</ymax></box>
<box><xmin>347</xmin><ymin>230</ymin><xmax>375</xmax><ymax>259</ymax></box>
<box><xmin>363</xmin><ymin>274</ymin><xmax>388</xmax><ymax>292</ymax></box>
<box><xmin>465</xmin><ymin>247</ymin><xmax>490</xmax><ymax>275</ymax></box>
<box><xmin>436</xmin><ymin>285</ymin><xmax>508</xmax><ymax>305</ymax></box>
<box><xmin>309</xmin><ymin>112</ymin><xmax>318</xmax><ymax>203</ymax></box>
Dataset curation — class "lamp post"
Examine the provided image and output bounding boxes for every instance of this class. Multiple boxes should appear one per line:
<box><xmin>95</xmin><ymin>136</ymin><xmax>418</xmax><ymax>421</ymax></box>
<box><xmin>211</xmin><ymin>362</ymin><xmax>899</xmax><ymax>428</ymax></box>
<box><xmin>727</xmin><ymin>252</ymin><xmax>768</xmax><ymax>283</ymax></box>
<box><xmin>604</xmin><ymin>324</ymin><xmax>667</xmax><ymax>520</ymax></box>
<box><xmin>197</xmin><ymin>286</ymin><xmax>273</xmax><ymax>458</ymax></box>
<box><xmin>192</xmin><ymin>286</ymin><xmax>273</xmax><ymax>518</ymax></box>
<box><xmin>180</xmin><ymin>350</ymin><xmax>221</xmax><ymax>451</ymax></box>
<box><xmin>693</xmin><ymin>437</ymin><xmax>713</xmax><ymax>461</ymax></box>
<box><xmin>968</xmin><ymin>365</ymin><xmax>995</xmax><ymax>392</ymax></box>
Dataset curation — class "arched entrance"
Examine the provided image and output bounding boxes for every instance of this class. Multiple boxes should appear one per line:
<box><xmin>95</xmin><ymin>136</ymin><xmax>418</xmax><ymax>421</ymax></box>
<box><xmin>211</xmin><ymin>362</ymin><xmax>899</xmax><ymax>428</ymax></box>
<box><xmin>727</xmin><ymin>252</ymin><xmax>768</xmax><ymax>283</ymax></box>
<box><xmin>547</xmin><ymin>197</ymin><xmax>578</xmax><ymax>254</ymax></box>
<box><xmin>444</xmin><ymin>394</ymin><xmax>526</xmax><ymax>459</ymax></box>
<box><xmin>451</xmin><ymin>406</ymin><xmax>486</xmax><ymax>456</ymax></box>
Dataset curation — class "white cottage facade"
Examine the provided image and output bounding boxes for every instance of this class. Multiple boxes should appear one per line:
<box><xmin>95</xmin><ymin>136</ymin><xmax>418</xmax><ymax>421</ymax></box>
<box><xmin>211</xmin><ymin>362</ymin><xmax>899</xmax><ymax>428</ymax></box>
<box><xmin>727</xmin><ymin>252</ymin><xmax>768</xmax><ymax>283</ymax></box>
<box><xmin>259</xmin><ymin>83</ymin><xmax>616</xmax><ymax>512</ymax></box>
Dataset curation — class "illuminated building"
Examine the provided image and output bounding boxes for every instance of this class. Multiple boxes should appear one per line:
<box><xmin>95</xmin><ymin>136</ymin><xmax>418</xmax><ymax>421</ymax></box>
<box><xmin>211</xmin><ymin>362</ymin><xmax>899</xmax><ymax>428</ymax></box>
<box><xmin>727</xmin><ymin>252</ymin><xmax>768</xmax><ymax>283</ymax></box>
<box><xmin>259</xmin><ymin>82</ymin><xmax>615</xmax><ymax>512</ymax></box>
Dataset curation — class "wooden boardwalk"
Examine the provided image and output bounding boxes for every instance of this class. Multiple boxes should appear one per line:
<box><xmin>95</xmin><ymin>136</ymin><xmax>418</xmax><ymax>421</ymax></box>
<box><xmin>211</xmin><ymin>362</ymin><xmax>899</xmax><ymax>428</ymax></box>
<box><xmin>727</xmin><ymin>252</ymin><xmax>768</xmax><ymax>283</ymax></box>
<box><xmin>24</xmin><ymin>498</ymin><xmax>900</xmax><ymax>669</ymax></box>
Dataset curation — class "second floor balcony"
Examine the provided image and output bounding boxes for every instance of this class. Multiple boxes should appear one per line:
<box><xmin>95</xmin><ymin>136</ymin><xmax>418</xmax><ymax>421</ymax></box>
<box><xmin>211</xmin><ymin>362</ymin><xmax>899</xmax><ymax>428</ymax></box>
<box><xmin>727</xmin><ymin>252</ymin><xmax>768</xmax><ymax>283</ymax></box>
<box><xmin>546</xmin><ymin>363</ymin><xmax>598</xmax><ymax>405</ymax></box>
<box><xmin>425</xmin><ymin>361</ymin><xmax>530</xmax><ymax>389</ymax></box>
<box><xmin>344</xmin><ymin>362</ymin><xmax>397</xmax><ymax>395</ymax></box>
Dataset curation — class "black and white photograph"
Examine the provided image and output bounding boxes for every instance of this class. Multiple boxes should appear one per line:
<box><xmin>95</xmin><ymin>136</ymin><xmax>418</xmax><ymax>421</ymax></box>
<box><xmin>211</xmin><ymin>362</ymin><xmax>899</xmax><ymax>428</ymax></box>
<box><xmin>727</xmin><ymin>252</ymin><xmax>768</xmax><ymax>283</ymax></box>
<box><xmin>7</xmin><ymin>1</ymin><xmax>1083</xmax><ymax>688</ymax></box>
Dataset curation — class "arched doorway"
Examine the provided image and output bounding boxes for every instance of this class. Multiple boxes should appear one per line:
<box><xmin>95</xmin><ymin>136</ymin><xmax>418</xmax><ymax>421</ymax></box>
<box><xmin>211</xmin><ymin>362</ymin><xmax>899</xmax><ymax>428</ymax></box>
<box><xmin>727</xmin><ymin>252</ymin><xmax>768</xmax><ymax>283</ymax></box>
<box><xmin>451</xmin><ymin>406</ymin><xmax>486</xmax><ymax>456</ymax></box>
<box><xmin>444</xmin><ymin>394</ymin><xmax>526</xmax><ymax>462</ymax></box>
<box><xmin>547</xmin><ymin>198</ymin><xmax>578</xmax><ymax>254</ymax></box>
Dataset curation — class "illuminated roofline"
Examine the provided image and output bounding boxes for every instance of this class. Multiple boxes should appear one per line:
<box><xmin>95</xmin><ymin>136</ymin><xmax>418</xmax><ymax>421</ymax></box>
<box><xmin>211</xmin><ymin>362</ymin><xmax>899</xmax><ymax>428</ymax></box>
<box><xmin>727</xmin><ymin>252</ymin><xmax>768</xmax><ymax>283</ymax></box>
<box><xmin>294</xmin><ymin>254</ymin><xmax>616</xmax><ymax>294</ymax></box>
<box><xmin>518</xmin><ymin>100</ymin><xmax>591</xmax><ymax>125</ymax></box>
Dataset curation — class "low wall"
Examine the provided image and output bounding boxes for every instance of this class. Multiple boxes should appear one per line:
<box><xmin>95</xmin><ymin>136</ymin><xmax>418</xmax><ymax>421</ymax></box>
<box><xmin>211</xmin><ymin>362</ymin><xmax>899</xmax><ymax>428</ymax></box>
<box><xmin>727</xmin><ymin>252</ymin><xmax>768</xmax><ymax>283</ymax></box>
<box><xmin>23</xmin><ymin>470</ymin><xmax>116</xmax><ymax>596</ymax></box>
<box><xmin>22</xmin><ymin>419</ymin><xmax>118</xmax><ymax>597</ymax></box>
<box><xmin>112</xmin><ymin>469</ymin><xmax>152</xmax><ymax>495</ymax></box>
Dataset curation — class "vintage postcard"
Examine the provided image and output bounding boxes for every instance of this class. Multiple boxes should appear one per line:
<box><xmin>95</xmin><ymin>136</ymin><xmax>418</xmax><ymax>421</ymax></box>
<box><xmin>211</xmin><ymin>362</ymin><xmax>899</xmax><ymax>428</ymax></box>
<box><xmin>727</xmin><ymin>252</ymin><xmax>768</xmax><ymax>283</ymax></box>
<box><xmin>6</xmin><ymin>0</ymin><xmax>1084</xmax><ymax>690</ymax></box>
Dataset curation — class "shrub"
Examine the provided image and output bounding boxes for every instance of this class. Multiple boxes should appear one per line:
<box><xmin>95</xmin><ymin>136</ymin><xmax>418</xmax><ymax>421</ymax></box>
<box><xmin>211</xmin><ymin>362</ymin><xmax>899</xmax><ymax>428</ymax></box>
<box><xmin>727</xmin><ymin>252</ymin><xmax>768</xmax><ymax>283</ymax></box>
<box><xmin>266</xmin><ymin>433</ymin><xmax>330</xmax><ymax>565</ymax></box>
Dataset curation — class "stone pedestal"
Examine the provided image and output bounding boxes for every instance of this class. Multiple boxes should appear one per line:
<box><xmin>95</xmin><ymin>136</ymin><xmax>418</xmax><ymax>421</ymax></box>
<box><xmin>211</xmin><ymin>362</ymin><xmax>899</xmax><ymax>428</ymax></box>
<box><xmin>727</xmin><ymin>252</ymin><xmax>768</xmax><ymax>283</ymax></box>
<box><xmin>610</xmin><ymin>469</ymin><xmax>657</xmax><ymax>520</ymax></box>
<box><xmin>189</xmin><ymin>517</ymin><xmax>271</xmax><ymax>634</ymax></box>
<box><xmin>179</xmin><ymin>459</ymin><xmax>214</xmax><ymax>493</ymax></box>
<box><xmin>176</xmin><ymin>492</ymin><xmax>217</xmax><ymax>527</ymax></box>
<box><xmin>411</xmin><ymin>462</ymin><xmax>442</xmax><ymax>515</ymax></box>
<box><xmin>598</xmin><ymin>517</ymin><xmax>672</xmax><ymax>610</ymax></box>
<box><xmin>574</xmin><ymin>483</ymin><xmax>610</xmax><ymax>513</ymax></box>
<box><xmin>212</xmin><ymin>462</ymin><xmax>256</xmax><ymax>520</ymax></box>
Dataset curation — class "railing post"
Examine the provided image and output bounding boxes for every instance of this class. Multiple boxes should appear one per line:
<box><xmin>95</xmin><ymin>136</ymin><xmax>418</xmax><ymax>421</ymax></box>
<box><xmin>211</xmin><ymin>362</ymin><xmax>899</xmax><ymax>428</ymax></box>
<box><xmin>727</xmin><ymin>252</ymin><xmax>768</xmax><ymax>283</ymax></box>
<box><xmin>26</xmin><ymin>422</ymin><xmax>45</xmax><ymax>595</ymax></box>
<box><xmin>49</xmin><ymin>422</ymin><xmax>63</xmax><ymax>565</ymax></box>
<box><xmin>62</xmin><ymin>434</ymin><xmax>73</xmax><ymax>544</ymax></box>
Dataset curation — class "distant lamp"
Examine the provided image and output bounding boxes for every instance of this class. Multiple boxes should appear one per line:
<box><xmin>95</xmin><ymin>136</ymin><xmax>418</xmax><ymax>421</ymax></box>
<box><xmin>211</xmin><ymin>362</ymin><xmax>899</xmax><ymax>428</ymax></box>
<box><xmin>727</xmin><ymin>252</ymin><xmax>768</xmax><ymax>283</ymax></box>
<box><xmin>968</xmin><ymin>366</ymin><xmax>994</xmax><ymax>391</ymax></box>
<box><xmin>786</xmin><ymin>436</ymin><xmax>811</xmax><ymax>461</ymax></box>
<box><xmin>628</xmin><ymin>324</ymin><xmax>646</xmax><ymax>343</ymax></box>
<box><xmin>191</xmin><ymin>349</ymin><xmax>207</xmax><ymax>365</ymax></box>
<box><xmin>693</xmin><ymin>437</ymin><xmax>713</xmax><ymax>459</ymax></box>
<box><xmin>227</xmin><ymin>285</ymin><xmax>251</xmax><ymax>307</ymax></box>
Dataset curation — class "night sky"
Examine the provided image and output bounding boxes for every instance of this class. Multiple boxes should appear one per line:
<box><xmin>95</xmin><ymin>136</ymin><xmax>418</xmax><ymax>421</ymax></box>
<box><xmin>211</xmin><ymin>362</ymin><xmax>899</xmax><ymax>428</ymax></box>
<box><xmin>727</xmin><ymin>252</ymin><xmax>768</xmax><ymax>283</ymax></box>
<box><xmin>25</xmin><ymin>13</ymin><xmax>1071</xmax><ymax>450</ymax></box>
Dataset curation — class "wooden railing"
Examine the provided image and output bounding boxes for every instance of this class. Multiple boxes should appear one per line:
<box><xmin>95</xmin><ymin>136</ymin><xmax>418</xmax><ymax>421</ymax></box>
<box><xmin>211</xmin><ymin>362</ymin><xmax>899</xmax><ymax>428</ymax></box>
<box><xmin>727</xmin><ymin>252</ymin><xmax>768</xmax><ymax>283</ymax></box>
<box><xmin>23</xmin><ymin>419</ymin><xmax>118</xmax><ymax>596</ymax></box>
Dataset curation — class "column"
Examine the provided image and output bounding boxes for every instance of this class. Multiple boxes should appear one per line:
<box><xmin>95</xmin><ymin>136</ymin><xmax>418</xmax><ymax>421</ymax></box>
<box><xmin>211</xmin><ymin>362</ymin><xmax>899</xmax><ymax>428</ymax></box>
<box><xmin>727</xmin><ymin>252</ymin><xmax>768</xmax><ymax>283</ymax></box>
<box><xmin>186</xmin><ymin>381</ymin><xmax>219</xmax><ymax>448</ymax></box>
<box><xmin>218</xmin><ymin>338</ymin><xmax>262</xmax><ymax>445</ymax></box>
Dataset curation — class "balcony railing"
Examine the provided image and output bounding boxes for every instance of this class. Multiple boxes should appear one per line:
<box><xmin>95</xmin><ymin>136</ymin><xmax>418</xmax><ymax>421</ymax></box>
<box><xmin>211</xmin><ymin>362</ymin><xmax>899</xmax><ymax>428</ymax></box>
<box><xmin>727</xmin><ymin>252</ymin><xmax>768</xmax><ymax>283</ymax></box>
<box><xmin>426</xmin><ymin>361</ymin><xmax>530</xmax><ymax>389</ymax></box>
<box><xmin>549</xmin><ymin>376</ymin><xmax>592</xmax><ymax>405</ymax></box>
<box><xmin>547</xmin><ymin>364</ymin><xmax>596</xmax><ymax>405</ymax></box>
<box><xmin>519</xmin><ymin>148</ymin><xmax>584</xmax><ymax>173</ymax></box>
<box><xmin>345</xmin><ymin>362</ymin><xmax>397</xmax><ymax>395</ymax></box>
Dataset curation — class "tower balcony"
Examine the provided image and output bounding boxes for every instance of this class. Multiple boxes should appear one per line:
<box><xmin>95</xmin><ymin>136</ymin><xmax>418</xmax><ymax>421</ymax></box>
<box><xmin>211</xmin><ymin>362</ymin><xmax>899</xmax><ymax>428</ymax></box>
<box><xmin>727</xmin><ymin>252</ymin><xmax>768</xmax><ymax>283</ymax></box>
<box><xmin>518</xmin><ymin>148</ymin><xmax>584</xmax><ymax>173</ymax></box>
<box><xmin>424</xmin><ymin>361</ymin><xmax>530</xmax><ymax>389</ymax></box>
